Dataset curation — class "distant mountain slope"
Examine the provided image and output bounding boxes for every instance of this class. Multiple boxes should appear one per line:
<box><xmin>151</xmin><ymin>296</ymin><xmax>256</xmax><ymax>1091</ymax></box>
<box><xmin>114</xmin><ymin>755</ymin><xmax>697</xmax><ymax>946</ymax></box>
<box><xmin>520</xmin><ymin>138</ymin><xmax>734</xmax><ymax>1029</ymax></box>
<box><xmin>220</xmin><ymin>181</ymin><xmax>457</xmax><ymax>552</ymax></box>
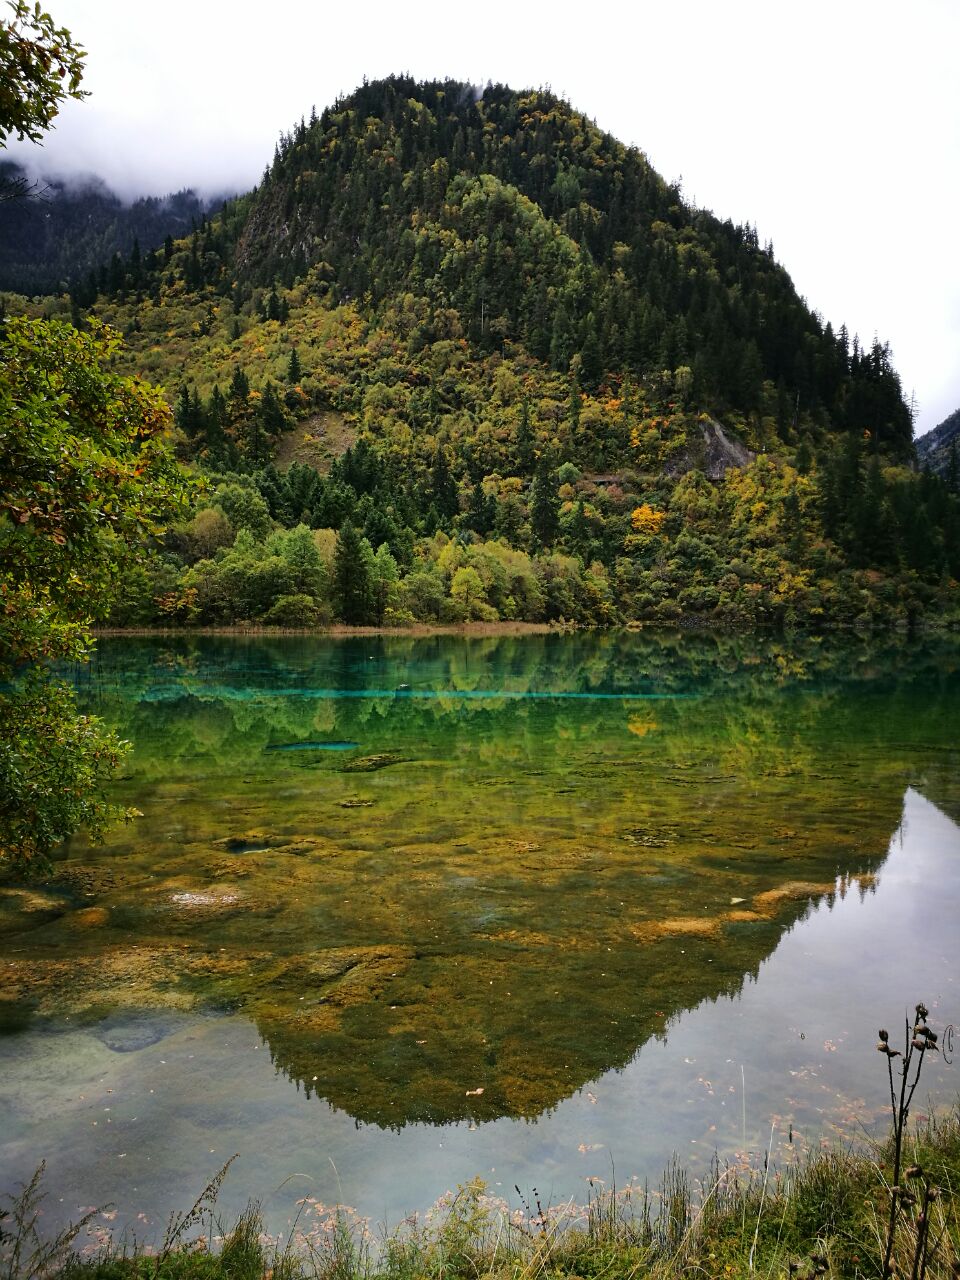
<box><xmin>0</xmin><ymin>161</ymin><xmax>228</xmax><ymax>295</ymax></box>
<box><xmin>916</xmin><ymin>407</ymin><xmax>960</xmax><ymax>481</ymax></box>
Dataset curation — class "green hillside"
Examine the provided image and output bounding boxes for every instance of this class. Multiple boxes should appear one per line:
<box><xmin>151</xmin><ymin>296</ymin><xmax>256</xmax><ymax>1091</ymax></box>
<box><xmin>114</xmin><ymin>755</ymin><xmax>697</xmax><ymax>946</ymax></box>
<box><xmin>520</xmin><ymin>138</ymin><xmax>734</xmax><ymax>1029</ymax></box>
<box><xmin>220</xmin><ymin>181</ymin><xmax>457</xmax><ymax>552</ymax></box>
<box><xmin>8</xmin><ymin>77</ymin><xmax>959</xmax><ymax>629</ymax></box>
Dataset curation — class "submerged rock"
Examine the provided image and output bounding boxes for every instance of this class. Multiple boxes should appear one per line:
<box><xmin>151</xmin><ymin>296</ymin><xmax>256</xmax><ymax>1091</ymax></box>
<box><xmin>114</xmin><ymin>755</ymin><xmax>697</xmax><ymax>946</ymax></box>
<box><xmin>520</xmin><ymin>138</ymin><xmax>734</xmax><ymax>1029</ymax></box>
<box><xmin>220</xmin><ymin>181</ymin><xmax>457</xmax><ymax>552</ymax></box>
<box><xmin>339</xmin><ymin>753</ymin><xmax>408</xmax><ymax>773</ymax></box>
<box><xmin>0</xmin><ymin>888</ymin><xmax>68</xmax><ymax>936</ymax></box>
<box><xmin>94</xmin><ymin>1011</ymin><xmax>180</xmax><ymax>1053</ymax></box>
<box><xmin>752</xmin><ymin>880</ymin><xmax>836</xmax><ymax>912</ymax></box>
<box><xmin>212</xmin><ymin>831</ymin><xmax>284</xmax><ymax>853</ymax></box>
<box><xmin>211</xmin><ymin>831</ymin><xmax>321</xmax><ymax>858</ymax></box>
<box><xmin>69</xmin><ymin>906</ymin><xmax>110</xmax><ymax>930</ymax></box>
<box><xmin>631</xmin><ymin>916</ymin><xmax>721</xmax><ymax>943</ymax></box>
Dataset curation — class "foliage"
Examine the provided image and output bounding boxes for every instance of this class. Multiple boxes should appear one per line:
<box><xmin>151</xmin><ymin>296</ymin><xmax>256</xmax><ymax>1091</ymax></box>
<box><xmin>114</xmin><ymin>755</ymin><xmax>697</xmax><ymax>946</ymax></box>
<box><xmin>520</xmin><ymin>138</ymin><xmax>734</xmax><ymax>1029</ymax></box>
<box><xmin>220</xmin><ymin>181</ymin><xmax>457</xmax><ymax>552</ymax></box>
<box><xmin>0</xmin><ymin>317</ymin><xmax>186</xmax><ymax>666</ymax></box>
<box><xmin>0</xmin><ymin>0</ymin><xmax>86</xmax><ymax>146</ymax></box>
<box><xmin>0</xmin><ymin>318</ymin><xmax>186</xmax><ymax>870</ymax></box>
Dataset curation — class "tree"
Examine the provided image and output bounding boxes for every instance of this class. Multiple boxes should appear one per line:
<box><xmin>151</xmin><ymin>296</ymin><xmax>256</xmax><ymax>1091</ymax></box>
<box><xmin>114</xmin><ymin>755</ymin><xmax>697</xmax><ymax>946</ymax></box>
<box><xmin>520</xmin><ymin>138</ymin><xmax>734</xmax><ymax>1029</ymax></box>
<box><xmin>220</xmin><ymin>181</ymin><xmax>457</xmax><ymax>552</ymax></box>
<box><xmin>430</xmin><ymin>445</ymin><xmax>459</xmax><ymax>521</ymax></box>
<box><xmin>529</xmin><ymin>456</ymin><xmax>560</xmax><ymax>547</ymax></box>
<box><xmin>333</xmin><ymin>519</ymin><xmax>372</xmax><ymax>623</ymax></box>
<box><xmin>370</xmin><ymin>542</ymin><xmax>399</xmax><ymax>625</ymax></box>
<box><xmin>287</xmin><ymin>347</ymin><xmax>302</xmax><ymax>384</ymax></box>
<box><xmin>212</xmin><ymin>483</ymin><xmax>271</xmax><ymax>538</ymax></box>
<box><xmin>450</xmin><ymin>565</ymin><xmax>488</xmax><ymax>618</ymax></box>
<box><xmin>0</xmin><ymin>0</ymin><xmax>87</xmax><ymax>147</ymax></box>
<box><xmin>0</xmin><ymin>318</ymin><xmax>186</xmax><ymax>870</ymax></box>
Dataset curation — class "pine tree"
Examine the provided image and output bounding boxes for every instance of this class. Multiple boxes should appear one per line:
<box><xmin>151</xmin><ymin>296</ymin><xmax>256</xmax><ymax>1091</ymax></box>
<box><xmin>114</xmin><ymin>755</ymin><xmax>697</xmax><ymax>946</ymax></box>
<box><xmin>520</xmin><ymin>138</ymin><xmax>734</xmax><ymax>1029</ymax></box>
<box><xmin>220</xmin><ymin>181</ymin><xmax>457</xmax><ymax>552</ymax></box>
<box><xmin>259</xmin><ymin>381</ymin><xmax>287</xmax><ymax>434</ymax></box>
<box><xmin>173</xmin><ymin>385</ymin><xmax>191</xmax><ymax>435</ymax></box>
<box><xmin>287</xmin><ymin>347</ymin><xmax>302</xmax><ymax>384</ymax></box>
<box><xmin>529</xmin><ymin>456</ymin><xmax>560</xmax><ymax>548</ymax></box>
<box><xmin>229</xmin><ymin>366</ymin><xmax>250</xmax><ymax>406</ymax></box>
<box><xmin>430</xmin><ymin>446</ymin><xmax>459</xmax><ymax>520</ymax></box>
<box><xmin>516</xmin><ymin>399</ymin><xmax>534</xmax><ymax>474</ymax></box>
<box><xmin>206</xmin><ymin>386</ymin><xmax>228</xmax><ymax>455</ymax></box>
<box><xmin>466</xmin><ymin>480</ymin><xmax>492</xmax><ymax>535</ymax></box>
<box><xmin>333</xmin><ymin>519</ymin><xmax>373</xmax><ymax>623</ymax></box>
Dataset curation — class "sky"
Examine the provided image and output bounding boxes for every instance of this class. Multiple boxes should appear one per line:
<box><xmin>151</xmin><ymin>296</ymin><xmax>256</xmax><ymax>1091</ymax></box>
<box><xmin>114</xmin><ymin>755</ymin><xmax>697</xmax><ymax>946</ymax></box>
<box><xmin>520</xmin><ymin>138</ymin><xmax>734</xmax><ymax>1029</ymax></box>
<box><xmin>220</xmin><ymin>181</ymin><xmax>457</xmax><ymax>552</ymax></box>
<box><xmin>7</xmin><ymin>0</ymin><xmax>959</xmax><ymax>436</ymax></box>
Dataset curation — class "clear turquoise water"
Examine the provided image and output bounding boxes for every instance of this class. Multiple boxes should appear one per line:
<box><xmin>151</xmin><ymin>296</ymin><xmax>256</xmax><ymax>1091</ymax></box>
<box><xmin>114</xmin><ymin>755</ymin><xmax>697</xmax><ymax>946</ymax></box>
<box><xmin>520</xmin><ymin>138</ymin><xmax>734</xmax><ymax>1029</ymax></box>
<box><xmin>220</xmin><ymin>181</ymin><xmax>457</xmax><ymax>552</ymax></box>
<box><xmin>1</xmin><ymin>630</ymin><xmax>958</xmax><ymax>1242</ymax></box>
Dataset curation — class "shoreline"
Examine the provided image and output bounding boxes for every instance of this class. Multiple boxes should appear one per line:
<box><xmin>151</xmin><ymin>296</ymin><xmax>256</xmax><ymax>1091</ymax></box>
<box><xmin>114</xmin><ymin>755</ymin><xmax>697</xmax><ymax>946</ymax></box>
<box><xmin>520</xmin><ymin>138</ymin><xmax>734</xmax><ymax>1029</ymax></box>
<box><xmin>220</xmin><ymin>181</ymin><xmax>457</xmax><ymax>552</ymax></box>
<box><xmin>91</xmin><ymin>616</ymin><xmax>956</xmax><ymax>640</ymax></box>
<box><xmin>93</xmin><ymin>620</ymin><xmax>572</xmax><ymax>638</ymax></box>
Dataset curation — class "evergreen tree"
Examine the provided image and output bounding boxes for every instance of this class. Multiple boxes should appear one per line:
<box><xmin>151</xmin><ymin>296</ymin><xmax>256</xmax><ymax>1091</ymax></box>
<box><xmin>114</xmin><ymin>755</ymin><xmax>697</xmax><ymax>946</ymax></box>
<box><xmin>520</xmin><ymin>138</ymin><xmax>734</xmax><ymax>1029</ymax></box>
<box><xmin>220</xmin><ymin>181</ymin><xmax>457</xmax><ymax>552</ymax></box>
<box><xmin>515</xmin><ymin>399</ymin><xmax>535</xmax><ymax>474</ymax></box>
<box><xmin>173</xmin><ymin>384</ymin><xmax>191</xmax><ymax>435</ymax></box>
<box><xmin>430</xmin><ymin>446</ymin><xmax>459</xmax><ymax>520</ymax></box>
<box><xmin>465</xmin><ymin>479</ymin><xmax>493</xmax><ymax>535</ymax></box>
<box><xmin>370</xmin><ymin>543</ymin><xmax>399</xmax><ymax>625</ymax></box>
<box><xmin>206</xmin><ymin>386</ymin><xmax>228</xmax><ymax>455</ymax></box>
<box><xmin>258</xmin><ymin>381</ymin><xmax>288</xmax><ymax>435</ymax></box>
<box><xmin>287</xmin><ymin>347</ymin><xmax>302</xmax><ymax>384</ymax></box>
<box><xmin>229</xmin><ymin>365</ymin><xmax>250</xmax><ymax>404</ymax></box>
<box><xmin>333</xmin><ymin>519</ymin><xmax>373</xmax><ymax>623</ymax></box>
<box><xmin>529</xmin><ymin>456</ymin><xmax>560</xmax><ymax>548</ymax></box>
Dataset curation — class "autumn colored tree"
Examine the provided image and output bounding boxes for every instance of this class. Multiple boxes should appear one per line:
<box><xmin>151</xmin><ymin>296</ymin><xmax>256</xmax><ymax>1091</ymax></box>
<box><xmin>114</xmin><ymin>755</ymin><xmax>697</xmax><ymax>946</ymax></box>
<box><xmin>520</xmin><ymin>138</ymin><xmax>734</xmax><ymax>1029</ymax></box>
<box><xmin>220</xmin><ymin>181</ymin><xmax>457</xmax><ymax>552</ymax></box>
<box><xmin>0</xmin><ymin>318</ymin><xmax>186</xmax><ymax>870</ymax></box>
<box><xmin>0</xmin><ymin>0</ymin><xmax>86</xmax><ymax>146</ymax></box>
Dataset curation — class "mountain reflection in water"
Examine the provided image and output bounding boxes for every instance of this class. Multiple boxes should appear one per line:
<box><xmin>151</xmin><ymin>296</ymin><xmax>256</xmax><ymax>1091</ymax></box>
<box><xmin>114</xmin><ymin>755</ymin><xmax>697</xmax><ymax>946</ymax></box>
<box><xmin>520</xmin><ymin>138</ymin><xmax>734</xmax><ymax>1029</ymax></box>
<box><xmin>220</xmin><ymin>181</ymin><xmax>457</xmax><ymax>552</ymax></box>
<box><xmin>0</xmin><ymin>631</ymin><xmax>958</xmax><ymax>1234</ymax></box>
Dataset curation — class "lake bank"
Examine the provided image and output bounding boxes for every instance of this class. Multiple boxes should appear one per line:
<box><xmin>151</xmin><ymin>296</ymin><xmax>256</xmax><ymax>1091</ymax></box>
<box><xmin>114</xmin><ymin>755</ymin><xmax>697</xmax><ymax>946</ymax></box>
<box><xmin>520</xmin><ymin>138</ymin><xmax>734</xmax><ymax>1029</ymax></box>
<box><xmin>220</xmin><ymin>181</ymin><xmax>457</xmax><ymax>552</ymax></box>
<box><xmin>7</xmin><ymin>1102</ymin><xmax>960</xmax><ymax>1279</ymax></box>
<box><xmin>92</xmin><ymin>614</ymin><xmax>960</xmax><ymax>640</ymax></box>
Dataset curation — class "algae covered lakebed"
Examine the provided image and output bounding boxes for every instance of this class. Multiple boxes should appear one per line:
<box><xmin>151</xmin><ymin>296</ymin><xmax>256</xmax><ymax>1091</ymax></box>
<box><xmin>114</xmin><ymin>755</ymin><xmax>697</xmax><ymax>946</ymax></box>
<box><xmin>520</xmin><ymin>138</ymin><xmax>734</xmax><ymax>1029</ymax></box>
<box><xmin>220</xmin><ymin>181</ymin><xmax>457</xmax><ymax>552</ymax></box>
<box><xmin>1</xmin><ymin>629</ymin><xmax>959</xmax><ymax>1238</ymax></box>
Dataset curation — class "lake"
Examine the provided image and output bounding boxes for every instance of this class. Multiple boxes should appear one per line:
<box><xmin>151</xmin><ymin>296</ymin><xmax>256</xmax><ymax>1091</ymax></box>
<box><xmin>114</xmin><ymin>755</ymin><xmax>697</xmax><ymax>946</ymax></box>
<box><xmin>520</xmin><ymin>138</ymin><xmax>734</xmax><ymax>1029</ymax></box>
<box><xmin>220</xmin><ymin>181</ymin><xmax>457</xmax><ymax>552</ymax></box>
<box><xmin>1</xmin><ymin>630</ymin><xmax>959</xmax><ymax>1244</ymax></box>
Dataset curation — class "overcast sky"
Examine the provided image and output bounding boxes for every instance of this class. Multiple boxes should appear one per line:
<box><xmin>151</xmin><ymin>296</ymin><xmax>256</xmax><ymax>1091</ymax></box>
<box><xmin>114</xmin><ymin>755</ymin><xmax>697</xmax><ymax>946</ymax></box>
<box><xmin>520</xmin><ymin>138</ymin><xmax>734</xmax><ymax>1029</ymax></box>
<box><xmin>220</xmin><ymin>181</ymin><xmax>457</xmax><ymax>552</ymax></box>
<box><xmin>7</xmin><ymin>0</ymin><xmax>959</xmax><ymax>435</ymax></box>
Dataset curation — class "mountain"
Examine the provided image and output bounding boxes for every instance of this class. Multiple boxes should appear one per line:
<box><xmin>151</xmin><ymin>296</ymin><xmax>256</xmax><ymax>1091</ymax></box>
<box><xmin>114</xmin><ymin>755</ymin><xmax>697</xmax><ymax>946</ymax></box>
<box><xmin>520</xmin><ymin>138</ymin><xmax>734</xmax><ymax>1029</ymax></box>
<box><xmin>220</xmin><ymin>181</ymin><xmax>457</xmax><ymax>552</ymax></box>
<box><xmin>6</xmin><ymin>78</ymin><xmax>959</xmax><ymax>629</ymax></box>
<box><xmin>235</xmin><ymin>78</ymin><xmax>913</xmax><ymax>451</ymax></box>
<box><xmin>916</xmin><ymin>407</ymin><xmax>960</xmax><ymax>482</ymax></box>
<box><xmin>0</xmin><ymin>161</ymin><xmax>228</xmax><ymax>296</ymax></box>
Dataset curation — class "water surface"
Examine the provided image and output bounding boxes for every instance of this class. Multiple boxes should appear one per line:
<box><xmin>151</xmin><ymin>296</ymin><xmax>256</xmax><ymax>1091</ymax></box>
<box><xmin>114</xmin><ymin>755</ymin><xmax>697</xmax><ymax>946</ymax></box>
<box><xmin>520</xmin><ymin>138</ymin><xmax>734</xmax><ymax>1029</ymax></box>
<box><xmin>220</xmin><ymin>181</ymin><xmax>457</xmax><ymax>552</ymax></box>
<box><xmin>1</xmin><ymin>631</ymin><xmax>958</xmax><ymax>1239</ymax></box>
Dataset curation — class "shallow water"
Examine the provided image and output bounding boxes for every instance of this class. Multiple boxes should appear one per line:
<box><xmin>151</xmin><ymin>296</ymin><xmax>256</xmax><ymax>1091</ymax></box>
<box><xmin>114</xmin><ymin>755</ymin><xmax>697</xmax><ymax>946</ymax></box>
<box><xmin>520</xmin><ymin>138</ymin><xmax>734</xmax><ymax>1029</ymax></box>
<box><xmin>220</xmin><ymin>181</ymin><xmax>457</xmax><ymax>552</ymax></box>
<box><xmin>2</xmin><ymin>630</ymin><xmax>959</xmax><ymax>1241</ymax></box>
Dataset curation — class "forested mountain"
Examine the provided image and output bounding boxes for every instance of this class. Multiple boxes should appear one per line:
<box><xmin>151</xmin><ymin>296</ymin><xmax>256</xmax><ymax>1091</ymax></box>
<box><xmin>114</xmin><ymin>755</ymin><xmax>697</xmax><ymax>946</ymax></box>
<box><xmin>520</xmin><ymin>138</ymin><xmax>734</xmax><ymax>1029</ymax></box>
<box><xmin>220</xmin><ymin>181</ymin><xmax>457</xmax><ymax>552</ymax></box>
<box><xmin>917</xmin><ymin>407</ymin><xmax>960</xmax><ymax>483</ymax></box>
<box><xmin>0</xmin><ymin>160</ymin><xmax>225</xmax><ymax>295</ymax></box>
<box><xmin>7</xmin><ymin>77</ymin><xmax>959</xmax><ymax>629</ymax></box>
<box><xmin>236</xmin><ymin>79</ymin><xmax>912</xmax><ymax>451</ymax></box>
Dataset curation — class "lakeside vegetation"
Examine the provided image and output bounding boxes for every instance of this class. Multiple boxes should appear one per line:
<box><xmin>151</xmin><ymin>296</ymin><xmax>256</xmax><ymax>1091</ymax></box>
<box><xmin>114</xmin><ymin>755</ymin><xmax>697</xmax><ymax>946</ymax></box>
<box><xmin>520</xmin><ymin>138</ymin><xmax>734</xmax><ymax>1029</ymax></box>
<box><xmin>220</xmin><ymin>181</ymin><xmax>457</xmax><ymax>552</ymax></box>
<box><xmin>5</xmin><ymin>1103</ymin><xmax>959</xmax><ymax>1279</ymax></box>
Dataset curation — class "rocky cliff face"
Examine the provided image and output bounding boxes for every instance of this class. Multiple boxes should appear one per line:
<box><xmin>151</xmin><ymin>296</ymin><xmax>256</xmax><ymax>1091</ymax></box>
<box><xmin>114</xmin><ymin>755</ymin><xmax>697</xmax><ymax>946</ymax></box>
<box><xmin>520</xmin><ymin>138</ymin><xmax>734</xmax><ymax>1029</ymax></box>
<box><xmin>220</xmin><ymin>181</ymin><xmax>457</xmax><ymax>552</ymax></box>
<box><xmin>916</xmin><ymin>407</ymin><xmax>960</xmax><ymax>478</ymax></box>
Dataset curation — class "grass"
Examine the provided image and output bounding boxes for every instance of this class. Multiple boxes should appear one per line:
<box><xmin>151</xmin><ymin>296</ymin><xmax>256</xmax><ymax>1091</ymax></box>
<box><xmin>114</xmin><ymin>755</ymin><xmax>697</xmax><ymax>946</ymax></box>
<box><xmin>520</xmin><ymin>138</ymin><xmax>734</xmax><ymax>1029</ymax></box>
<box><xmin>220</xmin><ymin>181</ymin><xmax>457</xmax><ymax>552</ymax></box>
<box><xmin>2</xmin><ymin>1105</ymin><xmax>959</xmax><ymax>1280</ymax></box>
